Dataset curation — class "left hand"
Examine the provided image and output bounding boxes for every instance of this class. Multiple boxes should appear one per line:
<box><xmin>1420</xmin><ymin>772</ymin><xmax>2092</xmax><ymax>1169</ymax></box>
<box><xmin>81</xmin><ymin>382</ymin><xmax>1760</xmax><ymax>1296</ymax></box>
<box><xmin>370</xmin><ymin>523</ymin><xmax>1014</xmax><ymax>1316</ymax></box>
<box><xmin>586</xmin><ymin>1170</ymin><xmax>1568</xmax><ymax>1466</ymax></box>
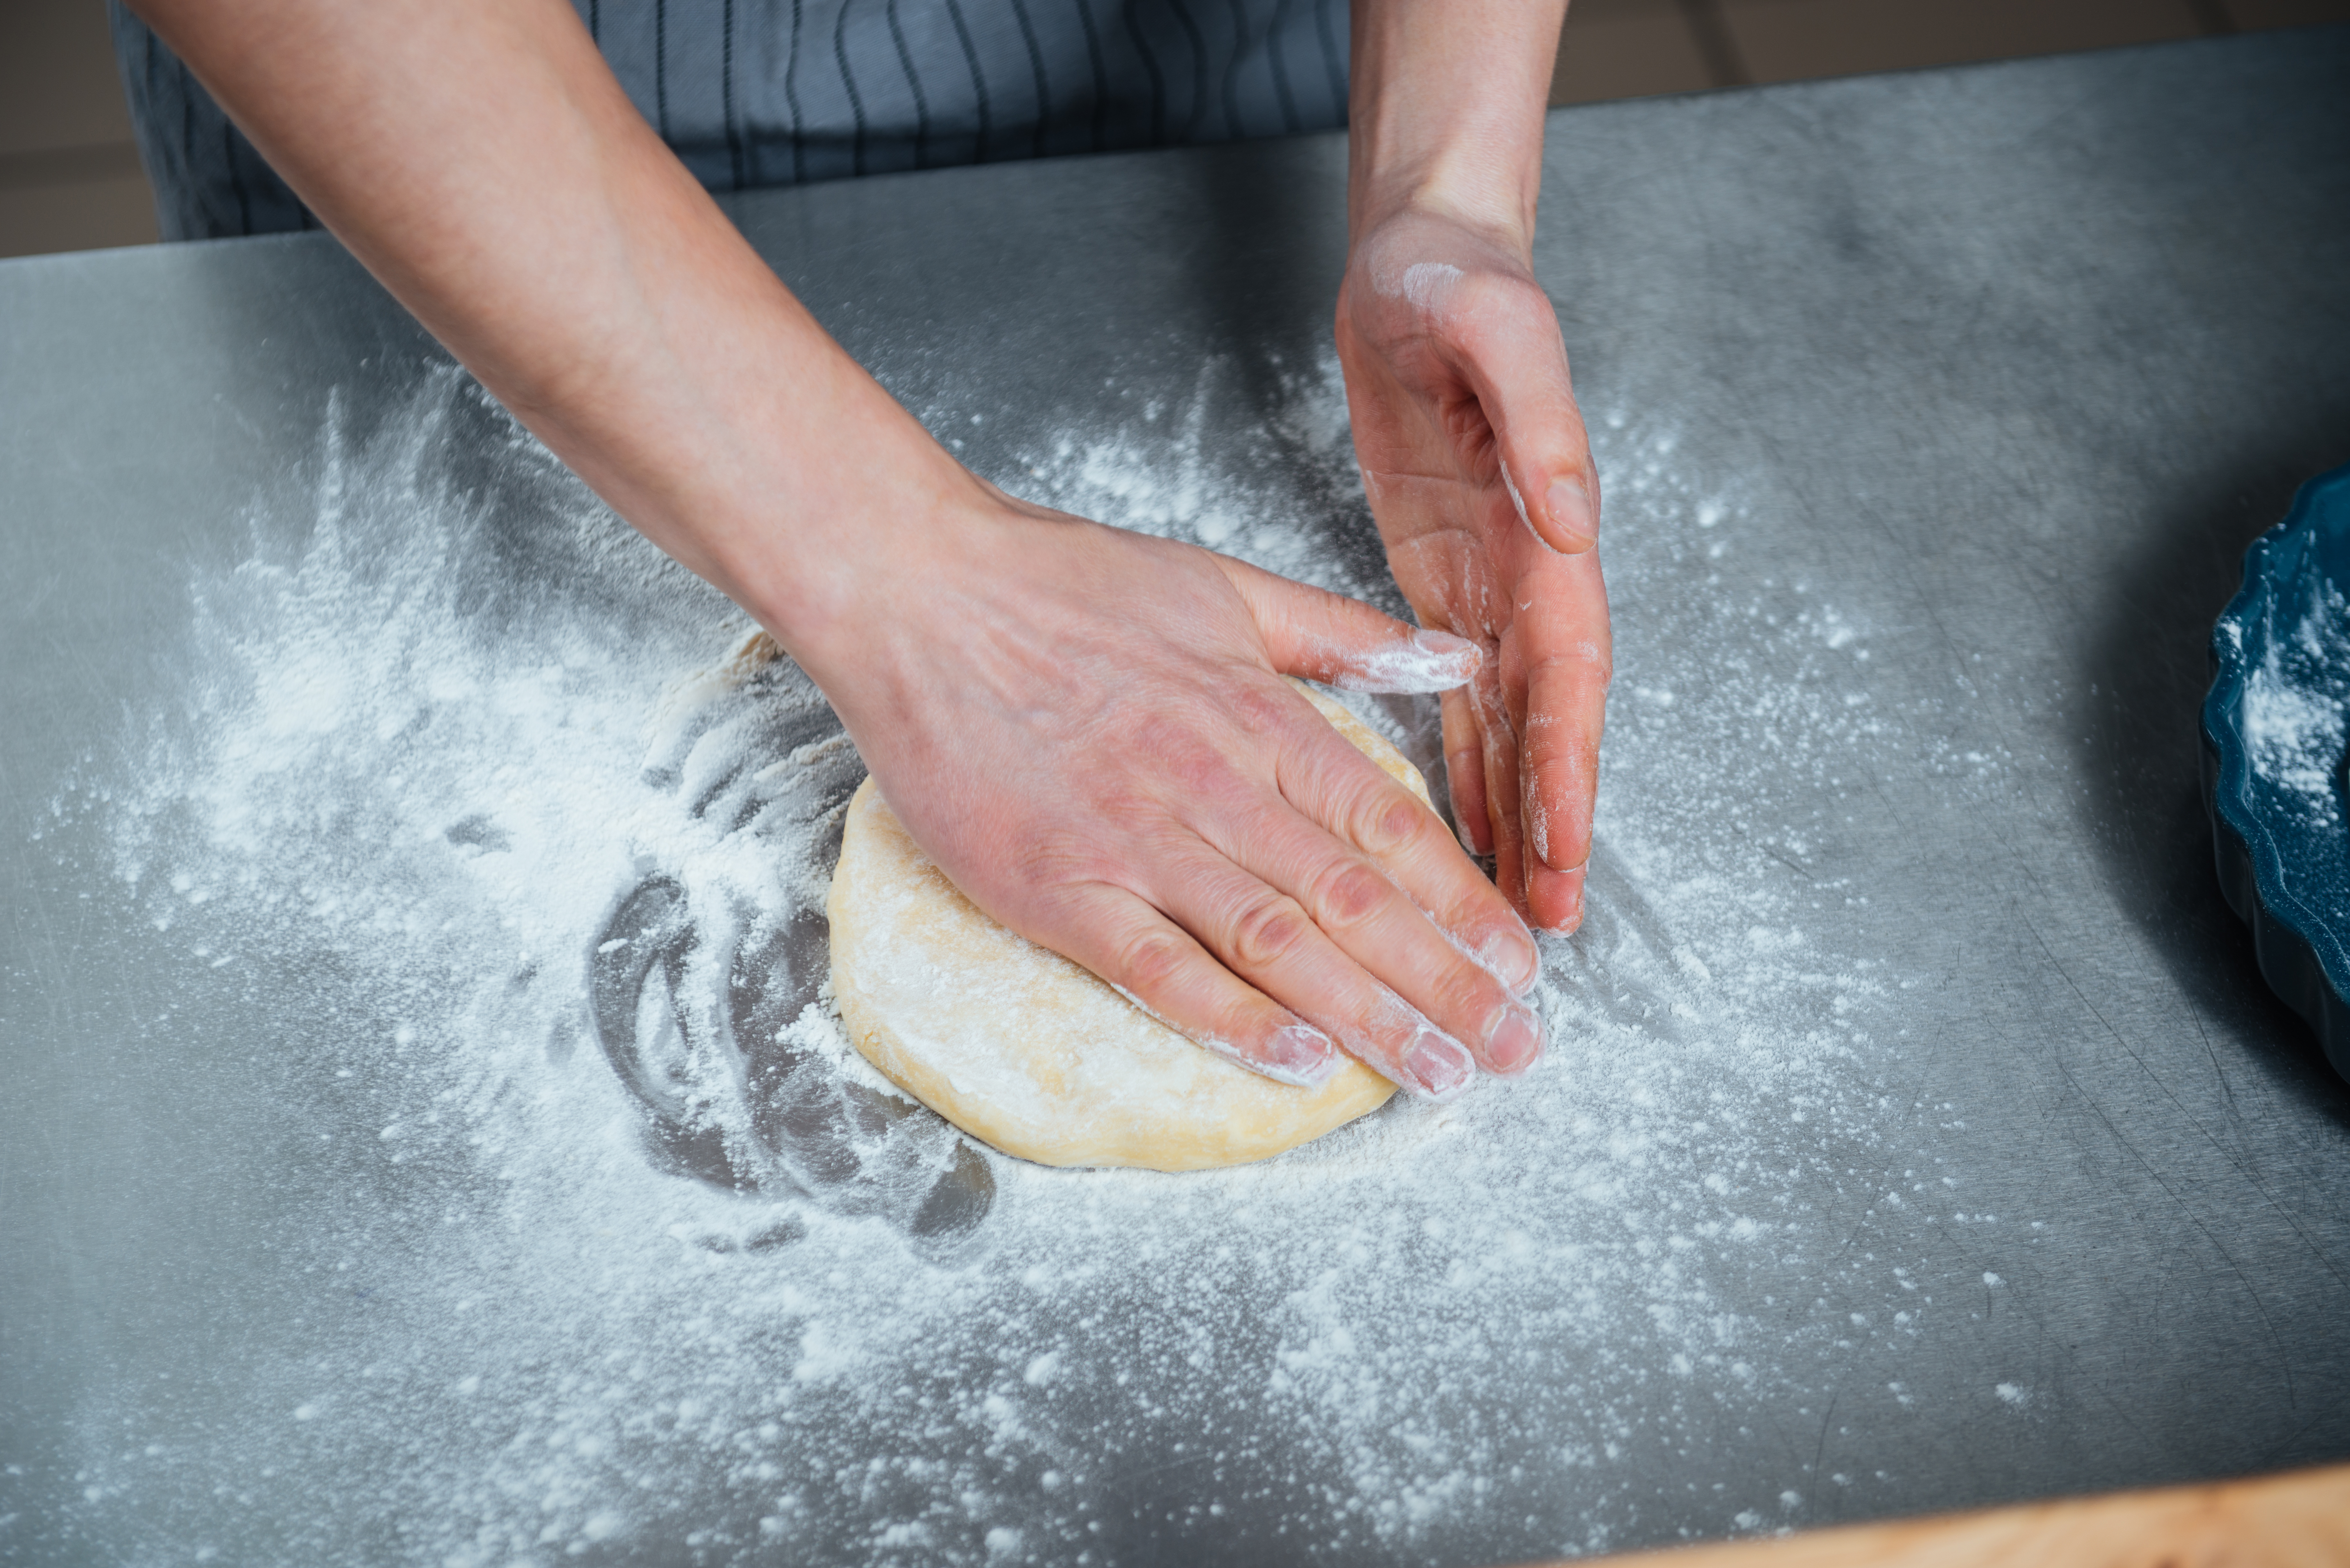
<box><xmin>1337</xmin><ymin>205</ymin><xmax>1611</xmax><ymax>933</ymax></box>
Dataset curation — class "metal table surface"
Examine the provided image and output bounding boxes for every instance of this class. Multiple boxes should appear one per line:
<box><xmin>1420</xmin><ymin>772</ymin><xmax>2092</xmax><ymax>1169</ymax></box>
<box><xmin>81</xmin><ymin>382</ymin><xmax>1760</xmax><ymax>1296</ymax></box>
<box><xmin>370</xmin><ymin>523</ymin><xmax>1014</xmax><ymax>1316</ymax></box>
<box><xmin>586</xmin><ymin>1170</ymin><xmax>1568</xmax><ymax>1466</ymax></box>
<box><xmin>5</xmin><ymin>27</ymin><xmax>2350</xmax><ymax>1568</ymax></box>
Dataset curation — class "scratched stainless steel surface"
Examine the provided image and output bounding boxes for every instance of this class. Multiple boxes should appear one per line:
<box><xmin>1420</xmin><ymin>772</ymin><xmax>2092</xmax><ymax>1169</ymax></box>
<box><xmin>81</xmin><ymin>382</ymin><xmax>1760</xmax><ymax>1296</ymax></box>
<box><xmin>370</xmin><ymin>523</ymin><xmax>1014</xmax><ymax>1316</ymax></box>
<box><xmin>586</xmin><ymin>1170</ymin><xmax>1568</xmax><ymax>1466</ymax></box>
<box><xmin>5</xmin><ymin>28</ymin><xmax>2350</xmax><ymax>1568</ymax></box>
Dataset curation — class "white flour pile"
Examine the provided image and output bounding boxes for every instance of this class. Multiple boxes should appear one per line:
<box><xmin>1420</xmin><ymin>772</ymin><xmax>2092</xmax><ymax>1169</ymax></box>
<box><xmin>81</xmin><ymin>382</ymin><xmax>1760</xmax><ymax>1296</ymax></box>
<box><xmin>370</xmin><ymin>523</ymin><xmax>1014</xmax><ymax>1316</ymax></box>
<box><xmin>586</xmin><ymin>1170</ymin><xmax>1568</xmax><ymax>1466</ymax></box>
<box><xmin>64</xmin><ymin>360</ymin><xmax>1972</xmax><ymax>1565</ymax></box>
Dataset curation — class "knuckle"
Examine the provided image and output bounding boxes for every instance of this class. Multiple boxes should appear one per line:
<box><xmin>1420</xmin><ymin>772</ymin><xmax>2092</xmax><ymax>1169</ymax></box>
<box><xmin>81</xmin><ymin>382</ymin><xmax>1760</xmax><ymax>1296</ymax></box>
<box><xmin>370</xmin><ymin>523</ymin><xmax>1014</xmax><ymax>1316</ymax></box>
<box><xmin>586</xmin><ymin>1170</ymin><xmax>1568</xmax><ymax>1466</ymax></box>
<box><xmin>1464</xmin><ymin>270</ymin><xmax>1554</xmax><ymax>329</ymax></box>
<box><xmin>1227</xmin><ymin>889</ymin><xmax>1313</xmax><ymax>971</ymax></box>
<box><xmin>1135</xmin><ymin>729</ymin><xmax>1229</xmax><ymax>799</ymax></box>
<box><xmin>1435</xmin><ymin>960</ymin><xmax>1506</xmax><ymax>1031</ymax></box>
<box><xmin>1110</xmin><ymin>923</ymin><xmax>1192</xmax><ymax>998</ymax></box>
<box><xmin>1310</xmin><ymin>858</ymin><xmax>1393</xmax><ymax>929</ymax></box>
<box><xmin>1532</xmin><ymin>643</ymin><xmax>1613</xmax><ymax>688</ymax></box>
<box><xmin>1010</xmin><ymin>827</ymin><xmax>1132</xmax><ymax>896</ymax></box>
<box><xmin>1225</xmin><ymin>682</ymin><xmax>1293</xmax><ymax>742</ymax></box>
<box><xmin>1351</xmin><ymin>786</ymin><xmax>1432</xmax><ymax>860</ymax></box>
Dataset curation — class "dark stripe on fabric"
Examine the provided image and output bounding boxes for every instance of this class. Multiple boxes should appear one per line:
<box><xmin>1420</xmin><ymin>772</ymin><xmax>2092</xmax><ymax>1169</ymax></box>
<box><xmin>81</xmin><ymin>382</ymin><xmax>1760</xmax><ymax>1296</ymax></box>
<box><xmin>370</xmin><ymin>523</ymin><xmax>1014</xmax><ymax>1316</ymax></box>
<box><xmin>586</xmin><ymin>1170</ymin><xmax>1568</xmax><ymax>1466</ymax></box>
<box><xmin>1314</xmin><ymin>0</ymin><xmax>1345</xmax><ymax>118</ymax></box>
<box><xmin>1071</xmin><ymin>0</ymin><xmax>1105</xmax><ymax>153</ymax></box>
<box><xmin>589</xmin><ymin>0</ymin><xmax>601</xmax><ymax>40</ymax></box>
<box><xmin>1165</xmin><ymin>0</ymin><xmax>1208</xmax><ymax>140</ymax></box>
<box><xmin>135</xmin><ymin>18</ymin><xmax>166</xmax><ymax>228</ymax></box>
<box><xmin>178</xmin><ymin>53</ymin><xmax>194</xmax><ymax>213</ymax></box>
<box><xmin>655</xmin><ymin>0</ymin><xmax>671</xmax><ymax>136</ymax></box>
<box><xmin>833</xmin><ymin>0</ymin><xmax>869</xmax><ymax>175</ymax></box>
<box><xmin>785</xmin><ymin>0</ymin><xmax>807</xmax><ymax>182</ymax></box>
<box><xmin>723</xmin><ymin>0</ymin><xmax>744</xmax><ymax>187</ymax></box>
<box><xmin>1122</xmin><ymin>3</ymin><xmax>1166</xmax><ymax>144</ymax></box>
<box><xmin>1267</xmin><ymin>0</ymin><xmax>1298</xmax><ymax>133</ymax></box>
<box><xmin>1219</xmin><ymin>0</ymin><xmax>1247</xmax><ymax>139</ymax></box>
<box><xmin>883</xmin><ymin>0</ymin><xmax>932</xmax><ymax>167</ymax></box>
<box><xmin>224</xmin><ymin>118</ymin><xmax>250</xmax><ymax>233</ymax></box>
<box><xmin>1004</xmin><ymin>0</ymin><xmax>1050</xmax><ymax>159</ymax></box>
<box><xmin>941</xmin><ymin>0</ymin><xmax>991</xmax><ymax>162</ymax></box>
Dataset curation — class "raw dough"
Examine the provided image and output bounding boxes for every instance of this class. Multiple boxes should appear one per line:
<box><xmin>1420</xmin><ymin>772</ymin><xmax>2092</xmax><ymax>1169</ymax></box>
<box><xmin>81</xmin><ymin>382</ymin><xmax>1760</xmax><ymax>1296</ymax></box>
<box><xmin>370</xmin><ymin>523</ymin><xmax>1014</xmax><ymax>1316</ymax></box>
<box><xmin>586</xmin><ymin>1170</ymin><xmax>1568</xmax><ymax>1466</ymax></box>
<box><xmin>828</xmin><ymin>683</ymin><xmax>1424</xmax><ymax>1170</ymax></box>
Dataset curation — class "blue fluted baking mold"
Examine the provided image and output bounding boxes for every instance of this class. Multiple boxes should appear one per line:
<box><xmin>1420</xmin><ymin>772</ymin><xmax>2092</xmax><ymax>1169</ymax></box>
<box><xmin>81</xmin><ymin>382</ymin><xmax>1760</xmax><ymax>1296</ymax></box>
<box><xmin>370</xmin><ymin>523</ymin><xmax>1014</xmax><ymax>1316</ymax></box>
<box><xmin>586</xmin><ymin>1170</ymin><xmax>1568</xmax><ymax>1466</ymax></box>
<box><xmin>2202</xmin><ymin>462</ymin><xmax>2350</xmax><ymax>1084</ymax></box>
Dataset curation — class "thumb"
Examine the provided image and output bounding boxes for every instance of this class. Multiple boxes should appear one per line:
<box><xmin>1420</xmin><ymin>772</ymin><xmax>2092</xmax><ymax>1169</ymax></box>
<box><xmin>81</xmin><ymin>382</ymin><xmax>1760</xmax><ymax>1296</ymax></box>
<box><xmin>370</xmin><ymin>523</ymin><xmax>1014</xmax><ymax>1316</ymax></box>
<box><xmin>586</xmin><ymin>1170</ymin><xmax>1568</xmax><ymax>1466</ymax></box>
<box><xmin>1217</xmin><ymin>556</ymin><xmax>1481</xmax><ymax>694</ymax></box>
<box><xmin>1447</xmin><ymin>275</ymin><xmax>1601</xmax><ymax>555</ymax></box>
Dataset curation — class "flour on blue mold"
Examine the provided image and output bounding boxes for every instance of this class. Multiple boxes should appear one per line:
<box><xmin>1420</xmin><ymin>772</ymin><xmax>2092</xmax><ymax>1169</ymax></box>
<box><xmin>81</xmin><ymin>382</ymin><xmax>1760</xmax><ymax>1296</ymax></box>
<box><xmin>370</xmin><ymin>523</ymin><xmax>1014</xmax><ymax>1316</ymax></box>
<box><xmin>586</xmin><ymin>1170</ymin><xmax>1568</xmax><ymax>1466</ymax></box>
<box><xmin>2241</xmin><ymin>577</ymin><xmax>2350</xmax><ymax>821</ymax></box>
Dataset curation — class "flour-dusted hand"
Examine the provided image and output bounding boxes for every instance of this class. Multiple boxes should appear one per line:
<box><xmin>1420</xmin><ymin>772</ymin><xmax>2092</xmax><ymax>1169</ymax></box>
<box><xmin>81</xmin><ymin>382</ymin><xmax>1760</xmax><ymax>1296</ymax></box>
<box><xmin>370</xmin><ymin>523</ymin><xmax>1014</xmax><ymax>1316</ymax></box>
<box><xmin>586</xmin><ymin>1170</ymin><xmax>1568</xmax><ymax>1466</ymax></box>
<box><xmin>135</xmin><ymin>0</ymin><xmax>1573</xmax><ymax>1095</ymax></box>
<box><xmin>803</xmin><ymin>483</ymin><xmax>1544</xmax><ymax>1099</ymax></box>
<box><xmin>1338</xmin><ymin>212</ymin><xmax>1609</xmax><ymax>934</ymax></box>
<box><xmin>1342</xmin><ymin>0</ymin><xmax>1602</xmax><ymax>934</ymax></box>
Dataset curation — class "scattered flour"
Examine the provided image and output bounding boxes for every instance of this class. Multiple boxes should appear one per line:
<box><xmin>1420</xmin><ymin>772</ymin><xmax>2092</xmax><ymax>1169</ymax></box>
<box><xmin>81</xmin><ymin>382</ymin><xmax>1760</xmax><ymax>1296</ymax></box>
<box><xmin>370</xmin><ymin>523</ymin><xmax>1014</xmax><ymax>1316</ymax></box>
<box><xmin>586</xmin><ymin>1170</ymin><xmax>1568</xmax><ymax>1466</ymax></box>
<box><xmin>48</xmin><ymin>357</ymin><xmax>1972</xmax><ymax>1564</ymax></box>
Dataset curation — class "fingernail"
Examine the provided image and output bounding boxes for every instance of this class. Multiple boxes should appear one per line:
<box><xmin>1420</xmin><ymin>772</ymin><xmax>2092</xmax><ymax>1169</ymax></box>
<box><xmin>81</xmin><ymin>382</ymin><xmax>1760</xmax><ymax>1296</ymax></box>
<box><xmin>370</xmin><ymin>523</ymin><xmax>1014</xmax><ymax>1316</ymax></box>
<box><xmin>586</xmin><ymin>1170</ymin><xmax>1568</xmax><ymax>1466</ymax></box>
<box><xmin>1329</xmin><ymin>629</ymin><xmax>1482</xmax><ymax>695</ymax></box>
<box><xmin>1402</xmin><ymin>1028</ymin><xmax>1475</xmax><ymax>1099</ymax></box>
<box><xmin>1485</xmin><ymin>1003</ymin><xmax>1545</xmax><ymax>1075</ymax></box>
<box><xmin>1544</xmin><ymin>475</ymin><xmax>1597</xmax><ymax>551</ymax></box>
<box><xmin>1260</xmin><ymin>1023</ymin><xmax>1340</xmax><ymax>1087</ymax></box>
<box><xmin>1532</xmin><ymin>862</ymin><xmax>1587</xmax><ymax>934</ymax></box>
<box><xmin>1477</xmin><ymin>921</ymin><xmax>1539</xmax><ymax>993</ymax></box>
<box><xmin>1500</xmin><ymin>460</ymin><xmax>1533</xmax><ymax>530</ymax></box>
<box><xmin>1412</xmin><ymin>628</ymin><xmax>1481</xmax><ymax>667</ymax></box>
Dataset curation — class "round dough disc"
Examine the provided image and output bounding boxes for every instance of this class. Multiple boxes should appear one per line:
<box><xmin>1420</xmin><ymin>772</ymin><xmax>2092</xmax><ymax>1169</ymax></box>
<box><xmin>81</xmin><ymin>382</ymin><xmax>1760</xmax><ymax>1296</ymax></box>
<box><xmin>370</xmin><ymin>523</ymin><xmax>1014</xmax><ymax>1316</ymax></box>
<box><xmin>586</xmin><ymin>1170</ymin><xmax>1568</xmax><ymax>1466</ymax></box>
<box><xmin>828</xmin><ymin>683</ymin><xmax>1424</xmax><ymax>1171</ymax></box>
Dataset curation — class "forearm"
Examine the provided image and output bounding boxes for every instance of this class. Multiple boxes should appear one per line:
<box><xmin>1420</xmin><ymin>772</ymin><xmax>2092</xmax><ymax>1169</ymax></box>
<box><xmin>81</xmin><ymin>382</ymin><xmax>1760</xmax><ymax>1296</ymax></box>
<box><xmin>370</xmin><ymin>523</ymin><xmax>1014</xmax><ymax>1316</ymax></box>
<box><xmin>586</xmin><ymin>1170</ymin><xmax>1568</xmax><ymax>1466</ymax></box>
<box><xmin>126</xmin><ymin>0</ymin><xmax>956</xmax><ymax>660</ymax></box>
<box><xmin>1347</xmin><ymin>0</ymin><xmax>1569</xmax><ymax>246</ymax></box>
<box><xmin>127</xmin><ymin>0</ymin><xmax>1564</xmax><ymax>1074</ymax></box>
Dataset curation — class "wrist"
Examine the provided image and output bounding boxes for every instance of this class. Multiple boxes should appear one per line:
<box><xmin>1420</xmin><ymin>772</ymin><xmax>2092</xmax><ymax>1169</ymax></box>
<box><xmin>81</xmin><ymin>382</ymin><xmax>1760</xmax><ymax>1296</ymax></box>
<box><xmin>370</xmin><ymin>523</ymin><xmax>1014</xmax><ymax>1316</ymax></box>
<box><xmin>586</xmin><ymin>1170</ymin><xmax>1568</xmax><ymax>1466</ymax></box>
<box><xmin>709</xmin><ymin>401</ymin><xmax>992</xmax><ymax>679</ymax></box>
<box><xmin>1346</xmin><ymin>0</ymin><xmax>1564</xmax><ymax>250</ymax></box>
<box><xmin>1349</xmin><ymin>127</ymin><xmax>1545</xmax><ymax>256</ymax></box>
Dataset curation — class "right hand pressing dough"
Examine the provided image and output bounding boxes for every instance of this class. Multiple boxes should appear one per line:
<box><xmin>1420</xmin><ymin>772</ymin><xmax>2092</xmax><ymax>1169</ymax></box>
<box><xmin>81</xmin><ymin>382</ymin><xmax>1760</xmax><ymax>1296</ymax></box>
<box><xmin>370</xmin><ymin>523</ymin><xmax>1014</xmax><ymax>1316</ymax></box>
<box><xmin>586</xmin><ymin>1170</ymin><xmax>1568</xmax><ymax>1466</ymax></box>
<box><xmin>828</xmin><ymin>684</ymin><xmax>1429</xmax><ymax>1170</ymax></box>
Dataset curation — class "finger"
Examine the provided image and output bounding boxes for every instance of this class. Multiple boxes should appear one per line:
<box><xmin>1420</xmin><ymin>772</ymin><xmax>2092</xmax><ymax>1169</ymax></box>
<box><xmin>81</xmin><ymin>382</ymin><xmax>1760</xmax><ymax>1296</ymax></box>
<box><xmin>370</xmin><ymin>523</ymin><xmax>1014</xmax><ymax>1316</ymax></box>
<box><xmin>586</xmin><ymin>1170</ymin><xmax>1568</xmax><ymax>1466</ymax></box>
<box><xmin>1054</xmin><ymin>884</ymin><xmax>1343</xmax><ymax>1088</ymax></box>
<box><xmin>1168</xmin><ymin>718</ymin><xmax>1541</xmax><ymax>1075</ymax></box>
<box><xmin>1217</xmin><ymin>555</ymin><xmax>1481</xmax><ymax>694</ymax></box>
<box><xmin>1440</xmin><ymin>687</ymin><xmax>1492</xmax><ymax>857</ymax></box>
<box><xmin>1272</xmin><ymin>698</ymin><xmax>1540</xmax><ymax>999</ymax></box>
<box><xmin>1149</xmin><ymin>845</ymin><xmax>1482</xmax><ymax>1098</ymax></box>
<box><xmin>1520</xmin><ymin>644</ymin><xmax>1608</xmax><ymax>934</ymax></box>
<box><xmin>1446</xmin><ymin>274</ymin><xmax>1600</xmax><ymax>554</ymax></box>
<box><xmin>1498</xmin><ymin>544</ymin><xmax>1611</xmax><ymax>932</ymax></box>
<box><xmin>1469</xmin><ymin>661</ymin><xmax>1539</xmax><ymax>928</ymax></box>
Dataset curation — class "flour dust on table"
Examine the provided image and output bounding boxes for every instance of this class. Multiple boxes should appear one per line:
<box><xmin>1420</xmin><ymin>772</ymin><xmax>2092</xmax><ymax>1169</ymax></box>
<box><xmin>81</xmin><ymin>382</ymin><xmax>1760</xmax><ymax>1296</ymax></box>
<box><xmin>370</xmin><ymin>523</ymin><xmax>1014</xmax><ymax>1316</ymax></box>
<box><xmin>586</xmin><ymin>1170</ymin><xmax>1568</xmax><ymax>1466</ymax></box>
<box><xmin>62</xmin><ymin>361</ymin><xmax>1981</xmax><ymax>1565</ymax></box>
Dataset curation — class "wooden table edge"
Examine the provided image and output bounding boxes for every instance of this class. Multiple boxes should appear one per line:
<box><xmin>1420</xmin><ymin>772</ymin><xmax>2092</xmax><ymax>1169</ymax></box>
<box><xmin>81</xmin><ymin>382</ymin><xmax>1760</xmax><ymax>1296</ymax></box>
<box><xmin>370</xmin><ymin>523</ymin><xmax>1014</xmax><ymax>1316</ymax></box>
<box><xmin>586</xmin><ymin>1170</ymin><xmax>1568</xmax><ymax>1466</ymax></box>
<box><xmin>1507</xmin><ymin>1462</ymin><xmax>2350</xmax><ymax>1568</ymax></box>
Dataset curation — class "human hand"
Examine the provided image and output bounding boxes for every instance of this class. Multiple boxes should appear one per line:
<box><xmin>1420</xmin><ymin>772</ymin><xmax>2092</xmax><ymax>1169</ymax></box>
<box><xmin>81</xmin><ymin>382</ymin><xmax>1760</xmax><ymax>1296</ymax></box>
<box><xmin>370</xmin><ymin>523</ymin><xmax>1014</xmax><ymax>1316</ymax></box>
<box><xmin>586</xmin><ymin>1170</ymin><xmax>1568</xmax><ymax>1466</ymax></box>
<box><xmin>1336</xmin><ymin>206</ymin><xmax>1609</xmax><ymax>933</ymax></box>
<box><xmin>131</xmin><ymin>0</ymin><xmax>1560</xmax><ymax>1095</ymax></box>
<box><xmin>795</xmin><ymin>479</ymin><xmax>1547</xmax><ymax>1097</ymax></box>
